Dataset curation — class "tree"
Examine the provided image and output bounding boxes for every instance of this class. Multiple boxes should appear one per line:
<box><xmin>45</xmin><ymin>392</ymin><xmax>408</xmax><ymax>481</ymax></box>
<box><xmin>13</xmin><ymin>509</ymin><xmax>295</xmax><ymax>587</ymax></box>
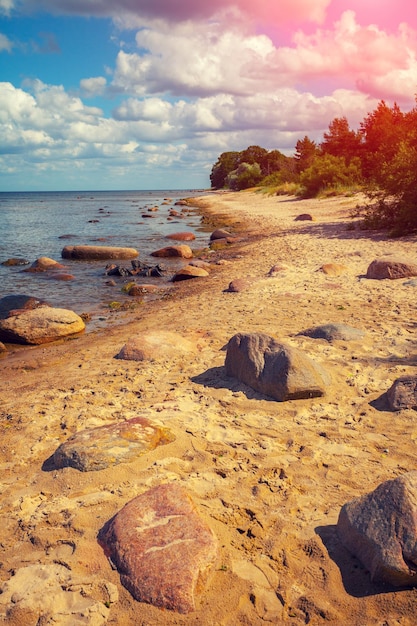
<box><xmin>294</xmin><ymin>136</ymin><xmax>319</xmax><ymax>173</ymax></box>
<box><xmin>359</xmin><ymin>101</ymin><xmax>406</xmax><ymax>182</ymax></box>
<box><xmin>210</xmin><ymin>151</ymin><xmax>240</xmax><ymax>189</ymax></box>
<box><xmin>300</xmin><ymin>154</ymin><xmax>362</xmax><ymax>197</ymax></box>
<box><xmin>226</xmin><ymin>162</ymin><xmax>263</xmax><ymax>190</ymax></box>
<box><xmin>321</xmin><ymin>117</ymin><xmax>362</xmax><ymax>164</ymax></box>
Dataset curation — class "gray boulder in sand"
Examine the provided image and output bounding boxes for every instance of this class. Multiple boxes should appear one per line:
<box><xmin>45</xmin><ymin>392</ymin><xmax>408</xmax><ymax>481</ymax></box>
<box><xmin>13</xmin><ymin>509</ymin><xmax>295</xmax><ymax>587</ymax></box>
<box><xmin>62</xmin><ymin>244</ymin><xmax>138</xmax><ymax>260</ymax></box>
<box><xmin>98</xmin><ymin>483</ymin><xmax>218</xmax><ymax>613</ymax></box>
<box><xmin>386</xmin><ymin>376</ymin><xmax>417</xmax><ymax>411</ymax></box>
<box><xmin>337</xmin><ymin>471</ymin><xmax>417</xmax><ymax>587</ymax></box>
<box><xmin>225</xmin><ymin>332</ymin><xmax>329</xmax><ymax>401</ymax></box>
<box><xmin>0</xmin><ymin>307</ymin><xmax>85</xmax><ymax>344</ymax></box>
<box><xmin>366</xmin><ymin>256</ymin><xmax>417</xmax><ymax>280</ymax></box>
<box><xmin>299</xmin><ymin>323</ymin><xmax>365</xmax><ymax>342</ymax></box>
<box><xmin>53</xmin><ymin>416</ymin><xmax>175</xmax><ymax>471</ymax></box>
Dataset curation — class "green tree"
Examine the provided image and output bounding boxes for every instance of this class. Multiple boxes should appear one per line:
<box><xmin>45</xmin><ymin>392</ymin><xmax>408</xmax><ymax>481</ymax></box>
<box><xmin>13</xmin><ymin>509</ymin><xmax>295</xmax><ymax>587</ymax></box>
<box><xmin>227</xmin><ymin>162</ymin><xmax>263</xmax><ymax>190</ymax></box>
<box><xmin>321</xmin><ymin>117</ymin><xmax>362</xmax><ymax>164</ymax></box>
<box><xmin>300</xmin><ymin>154</ymin><xmax>362</xmax><ymax>197</ymax></box>
<box><xmin>210</xmin><ymin>151</ymin><xmax>240</xmax><ymax>189</ymax></box>
<box><xmin>294</xmin><ymin>136</ymin><xmax>319</xmax><ymax>173</ymax></box>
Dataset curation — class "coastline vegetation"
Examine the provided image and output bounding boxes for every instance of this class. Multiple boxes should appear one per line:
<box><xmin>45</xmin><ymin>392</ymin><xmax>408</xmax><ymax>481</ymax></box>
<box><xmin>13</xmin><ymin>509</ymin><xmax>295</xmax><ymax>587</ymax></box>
<box><xmin>210</xmin><ymin>100</ymin><xmax>417</xmax><ymax>235</ymax></box>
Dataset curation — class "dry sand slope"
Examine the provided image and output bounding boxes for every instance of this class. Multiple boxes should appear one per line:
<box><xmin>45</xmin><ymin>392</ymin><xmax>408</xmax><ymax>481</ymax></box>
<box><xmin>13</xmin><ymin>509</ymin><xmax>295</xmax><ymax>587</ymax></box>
<box><xmin>1</xmin><ymin>191</ymin><xmax>417</xmax><ymax>625</ymax></box>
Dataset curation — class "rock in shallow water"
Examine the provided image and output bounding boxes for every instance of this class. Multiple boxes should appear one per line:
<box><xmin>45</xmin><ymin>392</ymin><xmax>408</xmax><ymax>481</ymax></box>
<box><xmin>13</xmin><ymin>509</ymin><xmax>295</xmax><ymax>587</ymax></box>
<box><xmin>0</xmin><ymin>306</ymin><xmax>85</xmax><ymax>345</ymax></box>
<box><xmin>62</xmin><ymin>244</ymin><xmax>138</xmax><ymax>260</ymax></box>
<box><xmin>98</xmin><ymin>483</ymin><xmax>218</xmax><ymax>613</ymax></box>
<box><xmin>53</xmin><ymin>416</ymin><xmax>175</xmax><ymax>471</ymax></box>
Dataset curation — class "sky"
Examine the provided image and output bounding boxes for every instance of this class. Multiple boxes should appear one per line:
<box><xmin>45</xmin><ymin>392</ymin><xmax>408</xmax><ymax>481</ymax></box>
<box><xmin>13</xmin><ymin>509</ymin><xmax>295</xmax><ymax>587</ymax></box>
<box><xmin>1</xmin><ymin>0</ymin><xmax>417</xmax><ymax>191</ymax></box>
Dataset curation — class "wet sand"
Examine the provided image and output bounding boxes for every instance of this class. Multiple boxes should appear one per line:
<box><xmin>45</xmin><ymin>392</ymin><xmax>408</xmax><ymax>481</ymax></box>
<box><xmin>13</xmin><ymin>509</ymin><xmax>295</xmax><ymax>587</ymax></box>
<box><xmin>1</xmin><ymin>190</ymin><xmax>417</xmax><ymax>625</ymax></box>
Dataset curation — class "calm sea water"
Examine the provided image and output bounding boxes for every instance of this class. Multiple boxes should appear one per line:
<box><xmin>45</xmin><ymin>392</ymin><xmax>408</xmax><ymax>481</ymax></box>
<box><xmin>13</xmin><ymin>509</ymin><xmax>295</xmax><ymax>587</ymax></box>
<box><xmin>0</xmin><ymin>190</ymin><xmax>210</xmax><ymax>320</ymax></box>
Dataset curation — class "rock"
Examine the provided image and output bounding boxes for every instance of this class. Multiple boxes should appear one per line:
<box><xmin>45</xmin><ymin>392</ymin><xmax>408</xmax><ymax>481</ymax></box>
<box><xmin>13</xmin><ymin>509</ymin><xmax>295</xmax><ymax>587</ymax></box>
<box><xmin>1</xmin><ymin>257</ymin><xmax>30</xmax><ymax>266</ymax></box>
<box><xmin>295</xmin><ymin>213</ymin><xmax>314</xmax><ymax>221</ymax></box>
<box><xmin>150</xmin><ymin>245</ymin><xmax>193</xmax><ymax>259</ymax></box>
<box><xmin>210</xmin><ymin>228</ymin><xmax>232</xmax><ymax>241</ymax></box>
<box><xmin>320</xmin><ymin>263</ymin><xmax>348</xmax><ymax>276</ymax></box>
<box><xmin>298</xmin><ymin>323</ymin><xmax>365</xmax><ymax>342</ymax></box>
<box><xmin>62</xmin><ymin>245</ymin><xmax>139</xmax><ymax>260</ymax></box>
<box><xmin>386</xmin><ymin>376</ymin><xmax>417</xmax><ymax>411</ymax></box>
<box><xmin>337</xmin><ymin>472</ymin><xmax>417</xmax><ymax>586</ymax></box>
<box><xmin>267</xmin><ymin>264</ymin><xmax>288</xmax><ymax>276</ymax></box>
<box><xmin>45</xmin><ymin>273</ymin><xmax>75</xmax><ymax>281</ymax></box>
<box><xmin>366</xmin><ymin>256</ymin><xmax>417</xmax><ymax>280</ymax></box>
<box><xmin>174</xmin><ymin>199</ymin><xmax>189</xmax><ymax>206</ymax></box>
<box><xmin>189</xmin><ymin>259</ymin><xmax>211</xmax><ymax>270</ymax></box>
<box><xmin>0</xmin><ymin>307</ymin><xmax>85</xmax><ymax>345</ymax></box>
<box><xmin>165</xmin><ymin>232</ymin><xmax>196</xmax><ymax>241</ymax></box>
<box><xmin>0</xmin><ymin>563</ymin><xmax>109</xmax><ymax>625</ymax></box>
<box><xmin>23</xmin><ymin>256</ymin><xmax>65</xmax><ymax>272</ymax></box>
<box><xmin>172</xmin><ymin>265</ymin><xmax>209</xmax><ymax>281</ymax></box>
<box><xmin>0</xmin><ymin>341</ymin><xmax>6</xmax><ymax>353</ymax></box>
<box><xmin>0</xmin><ymin>295</ymin><xmax>49</xmax><ymax>319</ymax></box>
<box><xmin>226</xmin><ymin>278</ymin><xmax>252</xmax><ymax>292</ymax></box>
<box><xmin>128</xmin><ymin>284</ymin><xmax>162</xmax><ymax>296</ymax></box>
<box><xmin>225</xmin><ymin>332</ymin><xmax>329</xmax><ymax>401</ymax></box>
<box><xmin>116</xmin><ymin>331</ymin><xmax>195</xmax><ymax>361</ymax></box>
<box><xmin>53</xmin><ymin>416</ymin><xmax>175</xmax><ymax>471</ymax></box>
<box><xmin>98</xmin><ymin>483</ymin><xmax>218</xmax><ymax>613</ymax></box>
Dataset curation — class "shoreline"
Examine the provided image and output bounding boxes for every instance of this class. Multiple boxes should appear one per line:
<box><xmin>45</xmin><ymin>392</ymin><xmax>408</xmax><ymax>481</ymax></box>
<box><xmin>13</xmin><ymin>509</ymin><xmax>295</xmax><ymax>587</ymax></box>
<box><xmin>1</xmin><ymin>191</ymin><xmax>417</xmax><ymax>625</ymax></box>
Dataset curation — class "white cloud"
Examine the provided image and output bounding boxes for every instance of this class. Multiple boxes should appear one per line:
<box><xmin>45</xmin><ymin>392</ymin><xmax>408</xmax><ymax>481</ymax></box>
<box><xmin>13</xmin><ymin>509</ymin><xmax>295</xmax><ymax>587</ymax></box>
<box><xmin>80</xmin><ymin>76</ymin><xmax>107</xmax><ymax>97</ymax></box>
<box><xmin>0</xmin><ymin>32</ymin><xmax>12</xmax><ymax>51</ymax></box>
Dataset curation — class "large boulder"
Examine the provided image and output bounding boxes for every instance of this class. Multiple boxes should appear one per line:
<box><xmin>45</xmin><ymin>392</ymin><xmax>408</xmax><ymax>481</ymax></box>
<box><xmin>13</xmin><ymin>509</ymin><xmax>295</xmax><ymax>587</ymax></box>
<box><xmin>337</xmin><ymin>472</ymin><xmax>417</xmax><ymax>586</ymax></box>
<box><xmin>0</xmin><ymin>307</ymin><xmax>85</xmax><ymax>344</ymax></box>
<box><xmin>366</xmin><ymin>256</ymin><xmax>417</xmax><ymax>280</ymax></box>
<box><xmin>386</xmin><ymin>376</ymin><xmax>417</xmax><ymax>411</ymax></box>
<box><xmin>98</xmin><ymin>483</ymin><xmax>218</xmax><ymax>613</ymax></box>
<box><xmin>53</xmin><ymin>416</ymin><xmax>175</xmax><ymax>471</ymax></box>
<box><xmin>150</xmin><ymin>245</ymin><xmax>193</xmax><ymax>259</ymax></box>
<box><xmin>62</xmin><ymin>245</ymin><xmax>138</xmax><ymax>260</ymax></box>
<box><xmin>225</xmin><ymin>332</ymin><xmax>329</xmax><ymax>401</ymax></box>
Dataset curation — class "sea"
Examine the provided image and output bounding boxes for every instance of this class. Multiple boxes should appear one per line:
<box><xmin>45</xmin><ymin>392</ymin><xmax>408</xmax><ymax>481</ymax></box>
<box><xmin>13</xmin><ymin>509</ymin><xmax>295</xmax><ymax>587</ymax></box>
<box><xmin>0</xmin><ymin>189</ymin><xmax>211</xmax><ymax>325</ymax></box>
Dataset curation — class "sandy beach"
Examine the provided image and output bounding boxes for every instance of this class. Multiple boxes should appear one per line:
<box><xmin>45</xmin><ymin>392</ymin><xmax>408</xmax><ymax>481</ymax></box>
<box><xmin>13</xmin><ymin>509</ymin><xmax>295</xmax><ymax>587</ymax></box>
<box><xmin>1</xmin><ymin>190</ymin><xmax>417</xmax><ymax>625</ymax></box>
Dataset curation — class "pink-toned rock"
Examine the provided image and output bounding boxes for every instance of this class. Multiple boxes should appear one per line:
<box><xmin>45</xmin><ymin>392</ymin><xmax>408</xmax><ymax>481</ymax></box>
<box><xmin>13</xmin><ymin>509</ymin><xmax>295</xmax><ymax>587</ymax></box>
<box><xmin>23</xmin><ymin>256</ymin><xmax>65</xmax><ymax>272</ymax></box>
<box><xmin>62</xmin><ymin>245</ymin><xmax>138</xmax><ymax>260</ymax></box>
<box><xmin>172</xmin><ymin>265</ymin><xmax>209</xmax><ymax>281</ymax></box>
<box><xmin>53</xmin><ymin>416</ymin><xmax>175</xmax><ymax>471</ymax></box>
<box><xmin>128</xmin><ymin>284</ymin><xmax>162</xmax><ymax>296</ymax></box>
<box><xmin>151</xmin><ymin>245</ymin><xmax>193</xmax><ymax>259</ymax></box>
<box><xmin>165</xmin><ymin>232</ymin><xmax>196</xmax><ymax>241</ymax></box>
<box><xmin>0</xmin><ymin>307</ymin><xmax>85</xmax><ymax>345</ymax></box>
<box><xmin>366</xmin><ymin>256</ymin><xmax>417</xmax><ymax>280</ymax></box>
<box><xmin>189</xmin><ymin>259</ymin><xmax>211</xmax><ymax>270</ymax></box>
<box><xmin>210</xmin><ymin>228</ymin><xmax>232</xmax><ymax>241</ymax></box>
<box><xmin>98</xmin><ymin>483</ymin><xmax>218</xmax><ymax>613</ymax></box>
<box><xmin>116</xmin><ymin>331</ymin><xmax>195</xmax><ymax>361</ymax></box>
<box><xmin>267</xmin><ymin>264</ymin><xmax>288</xmax><ymax>276</ymax></box>
<box><xmin>45</xmin><ymin>273</ymin><xmax>75</xmax><ymax>281</ymax></box>
<box><xmin>226</xmin><ymin>278</ymin><xmax>252</xmax><ymax>292</ymax></box>
<box><xmin>0</xmin><ymin>295</ymin><xmax>49</xmax><ymax>318</ymax></box>
<box><xmin>320</xmin><ymin>263</ymin><xmax>348</xmax><ymax>276</ymax></box>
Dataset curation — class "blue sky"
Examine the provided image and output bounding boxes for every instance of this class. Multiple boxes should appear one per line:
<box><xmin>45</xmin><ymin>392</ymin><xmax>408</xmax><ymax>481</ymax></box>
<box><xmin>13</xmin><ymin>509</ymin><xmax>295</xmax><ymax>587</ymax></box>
<box><xmin>1</xmin><ymin>0</ymin><xmax>417</xmax><ymax>191</ymax></box>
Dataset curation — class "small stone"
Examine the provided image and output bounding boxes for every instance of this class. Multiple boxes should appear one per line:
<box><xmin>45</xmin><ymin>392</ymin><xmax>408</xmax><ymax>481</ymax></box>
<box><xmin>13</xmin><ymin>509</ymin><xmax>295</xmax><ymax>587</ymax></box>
<box><xmin>210</xmin><ymin>228</ymin><xmax>232</xmax><ymax>241</ymax></box>
<box><xmin>320</xmin><ymin>263</ymin><xmax>348</xmax><ymax>276</ymax></box>
<box><xmin>172</xmin><ymin>265</ymin><xmax>209</xmax><ymax>281</ymax></box>
<box><xmin>165</xmin><ymin>232</ymin><xmax>196</xmax><ymax>241</ymax></box>
<box><xmin>151</xmin><ymin>245</ymin><xmax>193</xmax><ymax>259</ymax></box>
<box><xmin>295</xmin><ymin>213</ymin><xmax>314</xmax><ymax>221</ymax></box>
<box><xmin>298</xmin><ymin>323</ymin><xmax>365</xmax><ymax>342</ymax></box>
